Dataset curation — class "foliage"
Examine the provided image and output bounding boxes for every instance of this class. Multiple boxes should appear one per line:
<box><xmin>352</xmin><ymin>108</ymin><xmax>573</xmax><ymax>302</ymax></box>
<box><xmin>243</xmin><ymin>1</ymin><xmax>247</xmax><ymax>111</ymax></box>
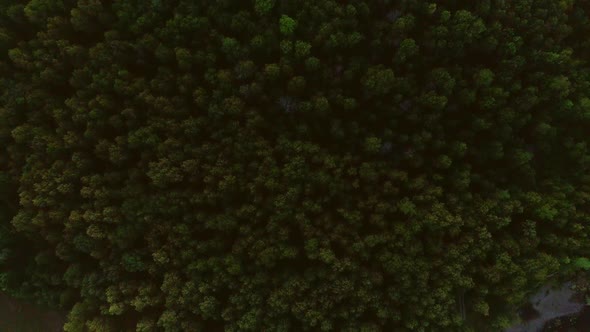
<box><xmin>279</xmin><ymin>15</ymin><xmax>297</xmax><ymax>35</ymax></box>
<box><xmin>574</xmin><ymin>258</ymin><xmax>590</xmax><ymax>270</ymax></box>
<box><xmin>2</xmin><ymin>0</ymin><xmax>590</xmax><ymax>331</ymax></box>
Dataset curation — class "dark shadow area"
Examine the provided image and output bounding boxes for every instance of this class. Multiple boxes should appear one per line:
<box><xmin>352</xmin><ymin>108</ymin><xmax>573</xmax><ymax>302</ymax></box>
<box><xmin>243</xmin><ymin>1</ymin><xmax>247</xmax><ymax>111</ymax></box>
<box><xmin>0</xmin><ymin>293</ymin><xmax>66</xmax><ymax>332</ymax></box>
<box><xmin>520</xmin><ymin>302</ymin><xmax>541</xmax><ymax>321</ymax></box>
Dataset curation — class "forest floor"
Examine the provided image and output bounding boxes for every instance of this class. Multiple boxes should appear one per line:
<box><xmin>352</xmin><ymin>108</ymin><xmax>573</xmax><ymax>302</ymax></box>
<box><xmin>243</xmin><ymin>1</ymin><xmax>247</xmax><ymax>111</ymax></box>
<box><xmin>506</xmin><ymin>272</ymin><xmax>590</xmax><ymax>332</ymax></box>
<box><xmin>542</xmin><ymin>306</ymin><xmax>590</xmax><ymax>331</ymax></box>
<box><xmin>541</xmin><ymin>274</ymin><xmax>590</xmax><ymax>331</ymax></box>
<box><xmin>506</xmin><ymin>282</ymin><xmax>584</xmax><ymax>332</ymax></box>
<box><xmin>0</xmin><ymin>293</ymin><xmax>66</xmax><ymax>332</ymax></box>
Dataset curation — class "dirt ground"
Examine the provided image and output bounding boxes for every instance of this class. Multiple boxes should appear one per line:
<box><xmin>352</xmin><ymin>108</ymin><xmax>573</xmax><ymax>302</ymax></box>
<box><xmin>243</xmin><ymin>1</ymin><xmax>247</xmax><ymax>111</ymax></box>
<box><xmin>506</xmin><ymin>282</ymin><xmax>584</xmax><ymax>332</ymax></box>
<box><xmin>0</xmin><ymin>293</ymin><xmax>66</xmax><ymax>332</ymax></box>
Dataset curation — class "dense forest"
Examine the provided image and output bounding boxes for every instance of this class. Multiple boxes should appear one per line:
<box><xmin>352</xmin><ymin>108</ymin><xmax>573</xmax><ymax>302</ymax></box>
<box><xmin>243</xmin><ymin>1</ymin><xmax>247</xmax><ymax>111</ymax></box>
<box><xmin>2</xmin><ymin>0</ymin><xmax>590</xmax><ymax>331</ymax></box>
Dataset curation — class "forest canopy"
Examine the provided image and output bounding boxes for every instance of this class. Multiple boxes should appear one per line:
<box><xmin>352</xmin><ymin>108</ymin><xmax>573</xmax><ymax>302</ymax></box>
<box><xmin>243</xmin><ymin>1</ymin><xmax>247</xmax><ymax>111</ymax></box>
<box><xmin>2</xmin><ymin>0</ymin><xmax>590</xmax><ymax>331</ymax></box>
